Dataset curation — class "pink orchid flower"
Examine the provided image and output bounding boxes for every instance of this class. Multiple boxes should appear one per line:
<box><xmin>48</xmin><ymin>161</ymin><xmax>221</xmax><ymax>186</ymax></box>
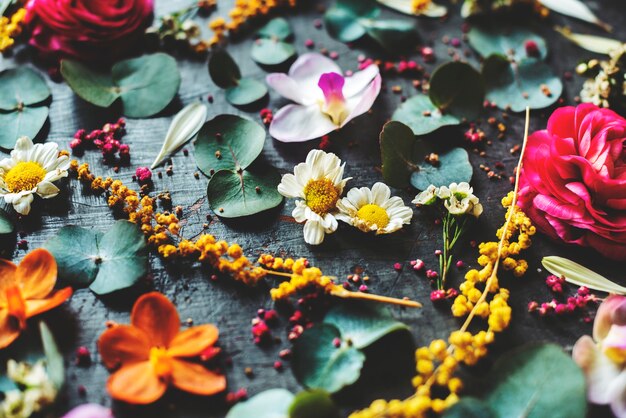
<box><xmin>573</xmin><ymin>295</ymin><xmax>626</xmax><ymax>417</ymax></box>
<box><xmin>266</xmin><ymin>53</ymin><xmax>382</xmax><ymax>142</ymax></box>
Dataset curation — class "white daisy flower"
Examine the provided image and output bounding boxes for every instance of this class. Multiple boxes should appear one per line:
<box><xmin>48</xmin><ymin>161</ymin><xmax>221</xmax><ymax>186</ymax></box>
<box><xmin>277</xmin><ymin>149</ymin><xmax>351</xmax><ymax>245</ymax></box>
<box><xmin>0</xmin><ymin>137</ymin><xmax>70</xmax><ymax>215</ymax></box>
<box><xmin>412</xmin><ymin>185</ymin><xmax>439</xmax><ymax>206</ymax></box>
<box><xmin>336</xmin><ymin>182</ymin><xmax>413</xmax><ymax>234</ymax></box>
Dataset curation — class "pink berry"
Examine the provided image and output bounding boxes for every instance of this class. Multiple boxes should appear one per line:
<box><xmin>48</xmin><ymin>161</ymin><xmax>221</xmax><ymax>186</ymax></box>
<box><xmin>525</xmin><ymin>40</ymin><xmax>540</xmax><ymax>57</ymax></box>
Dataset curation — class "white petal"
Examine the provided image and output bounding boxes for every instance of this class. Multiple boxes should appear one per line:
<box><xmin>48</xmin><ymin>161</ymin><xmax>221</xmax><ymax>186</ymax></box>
<box><xmin>278</xmin><ymin>173</ymin><xmax>304</xmax><ymax>198</ymax></box>
<box><xmin>343</xmin><ymin>64</ymin><xmax>380</xmax><ymax>98</ymax></box>
<box><xmin>573</xmin><ymin>335</ymin><xmax>622</xmax><ymax>405</ymax></box>
<box><xmin>288</xmin><ymin>53</ymin><xmax>341</xmax><ymax>91</ymax></box>
<box><xmin>321</xmin><ymin>213</ymin><xmax>338</xmax><ymax>233</ymax></box>
<box><xmin>36</xmin><ymin>181</ymin><xmax>60</xmax><ymax>198</ymax></box>
<box><xmin>346</xmin><ymin>187</ymin><xmax>370</xmax><ymax>209</ymax></box>
<box><xmin>303</xmin><ymin>220</ymin><xmax>325</xmax><ymax>245</ymax></box>
<box><xmin>609</xmin><ymin>371</ymin><xmax>626</xmax><ymax>418</ymax></box>
<box><xmin>266</xmin><ymin>73</ymin><xmax>318</xmax><ymax>105</ymax></box>
<box><xmin>269</xmin><ymin>104</ymin><xmax>337</xmax><ymax>142</ymax></box>
<box><xmin>12</xmin><ymin>193</ymin><xmax>34</xmax><ymax>215</ymax></box>
<box><xmin>336</xmin><ymin>197</ymin><xmax>357</xmax><ymax>215</ymax></box>
<box><xmin>11</xmin><ymin>137</ymin><xmax>34</xmax><ymax>162</ymax></box>
<box><xmin>370</xmin><ymin>182</ymin><xmax>391</xmax><ymax>206</ymax></box>
<box><xmin>292</xmin><ymin>202</ymin><xmax>308</xmax><ymax>223</ymax></box>
<box><xmin>383</xmin><ymin>196</ymin><xmax>406</xmax><ymax>210</ymax></box>
<box><xmin>340</xmin><ymin>74</ymin><xmax>382</xmax><ymax>128</ymax></box>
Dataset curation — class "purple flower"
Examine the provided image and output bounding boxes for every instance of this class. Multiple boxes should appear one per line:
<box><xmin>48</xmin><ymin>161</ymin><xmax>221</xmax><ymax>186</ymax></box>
<box><xmin>266</xmin><ymin>53</ymin><xmax>381</xmax><ymax>142</ymax></box>
<box><xmin>62</xmin><ymin>404</ymin><xmax>113</xmax><ymax>418</ymax></box>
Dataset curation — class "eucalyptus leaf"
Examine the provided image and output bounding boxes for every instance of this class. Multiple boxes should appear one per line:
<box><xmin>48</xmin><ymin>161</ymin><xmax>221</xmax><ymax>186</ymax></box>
<box><xmin>429</xmin><ymin>62</ymin><xmax>484</xmax><ymax>120</ymax></box>
<box><xmin>443</xmin><ymin>398</ymin><xmax>496</xmax><ymax>418</ymax></box>
<box><xmin>538</xmin><ymin>0</ymin><xmax>610</xmax><ymax>31</ymax></box>
<box><xmin>360</xmin><ymin>19</ymin><xmax>419</xmax><ymax>51</ymax></box>
<box><xmin>152</xmin><ymin>101</ymin><xmax>207</xmax><ymax>169</ymax></box>
<box><xmin>482</xmin><ymin>54</ymin><xmax>563</xmax><ymax>112</ymax></box>
<box><xmin>207</xmin><ymin>167</ymin><xmax>283</xmax><ymax>218</ymax></box>
<box><xmin>323</xmin><ymin>303</ymin><xmax>408</xmax><ymax>350</ymax></box>
<box><xmin>209</xmin><ymin>50</ymin><xmax>241</xmax><ymax>89</ymax></box>
<box><xmin>61</xmin><ymin>53</ymin><xmax>181</xmax><ymax>118</ymax></box>
<box><xmin>483</xmin><ymin>344</ymin><xmax>586</xmax><ymax>418</ymax></box>
<box><xmin>392</xmin><ymin>94</ymin><xmax>461</xmax><ymax>136</ymax></box>
<box><xmin>380</xmin><ymin>121</ymin><xmax>416</xmax><ymax>188</ymax></box>
<box><xmin>292</xmin><ymin>324</ymin><xmax>365</xmax><ymax>393</ymax></box>
<box><xmin>0</xmin><ymin>208</ymin><xmax>14</xmax><ymax>235</ymax></box>
<box><xmin>410</xmin><ymin>147</ymin><xmax>472</xmax><ymax>190</ymax></box>
<box><xmin>226</xmin><ymin>388</ymin><xmax>294</xmax><ymax>418</ymax></box>
<box><xmin>542</xmin><ymin>256</ymin><xmax>626</xmax><ymax>294</ymax></box>
<box><xmin>257</xmin><ymin>17</ymin><xmax>293</xmax><ymax>41</ymax></box>
<box><xmin>555</xmin><ymin>26</ymin><xmax>622</xmax><ymax>54</ymax></box>
<box><xmin>0</xmin><ymin>67</ymin><xmax>51</xmax><ymax>150</ymax></box>
<box><xmin>468</xmin><ymin>26</ymin><xmax>548</xmax><ymax>61</ymax></box>
<box><xmin>225</xmin><ymin>78</ymin><xmax>268</xmax><ymax>106</ymax></box>
<box><xmin>251</xmin><ymin>38</ymin><xmax>297</xmax><ymax>66</ymax></box>
<box><xmin>44</xmin><ymin>220</ymin><xmax>149</xmax><ymax>295</ymax></box>
<box><xmin>289</xmin><ymin>390</ymin><xmax>341</xmax><ymax>418</ymax></box>
<box><xmin>194</xmin><ymin>114</ymin><xmax>266</xmax><ymax>176</ymax></box>
<box><xmin>39</xmin><ymin>322</ymin><xmax>64</xmax><ymax>390</ymax></box>
<box><xmin>376</xmin><ymin>0</ymin><xmax>447</xmax><ymax>17</ymax></box>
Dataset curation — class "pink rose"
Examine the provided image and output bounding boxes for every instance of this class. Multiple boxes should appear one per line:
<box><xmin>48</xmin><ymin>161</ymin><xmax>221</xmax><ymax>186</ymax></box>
<box><xmin>518</xmin><ymin>103</ymin><xmax>626</xmax><ymax>260</ymax></box>
<box><xmin>25</xmin><ymin>0</ymin><xmax>153</xmax><ymax>61</ymax></box>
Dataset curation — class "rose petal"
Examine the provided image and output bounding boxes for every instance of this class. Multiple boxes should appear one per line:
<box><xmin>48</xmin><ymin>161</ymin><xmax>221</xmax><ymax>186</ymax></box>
<box><xmin>131</xmin><ymin>292</ymin><xmax>180</xmax><ymax>348</ymax></box>
<box><xmin>170</xmin><ymin>358</ymin><xmax>226</xmax><ymax>396</ymax></box>
<box><xmin>269</xmin><ymin>104</ymin><xmax>337</xmax><ymax>142</ymax></box>
<box><xmin>107</xmin><ymin>361</ymin><xmax>167</xmax><ymax>404</ymax></box>
<box><xmin>98</xmin><ymin>324</ymin><xmax>151</xmax><ymax>369</ymax></box>
<box><xmin>168</xmin><ymin>324</ymin><xmax>219</xmax><ymax>358</ymax></box>
<box><xmin>573</xmin><ymin>335</ymin><xmax>622</xmax><ymax>405</ymax></box>
<box><xmin>340</xmin><ymin>74</ymin><xmax>382</xmax><ymax>128</ymax></box>
<box><xmin>16</xmin><ymin>248</ymin><xmax>57</xmax><ymax>300</ymax></box>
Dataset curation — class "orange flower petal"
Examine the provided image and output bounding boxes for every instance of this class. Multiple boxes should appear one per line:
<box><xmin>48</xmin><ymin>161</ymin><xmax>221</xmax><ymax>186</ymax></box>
<box><xmin>0</xmin><ymin>308</ymin><xmax>20</xmax><ymax>349</ymax></box>
<box><xmin>0</xmin><ymin>258</ymin><xmax>17</xmax><ymax>304</ymax></box>
<box><xmin>24</xmin><ymin>287</ymin><xmax>72</xmax><ymax>318</ymax></box>
<box><xmin>167</xmin><ymin>324</ymin><xmax>219</xmax><ymax>358</ymax></box>
<box><xmin>171</xmin><ymin>358</ymin><xmax>226</xmax><ymax>396</ymax></box>
<box><xmin>107</xmin><ymin>361</ymin><xmax>167</xmax><ymax>404</ymax></box>
<box><xmin>98</xmin><ymin>324</ymin><xmax>151</xmax><ymax>369</ymax></box>
<box><xmin>15</xmin><ymin>249</ymin><xmax>57</xmax><ymax>300</ymax></box>
<box><xmin>131</xmin><ymin>292</ymin><xmax>180</xmax><ymax>348</ymax></box>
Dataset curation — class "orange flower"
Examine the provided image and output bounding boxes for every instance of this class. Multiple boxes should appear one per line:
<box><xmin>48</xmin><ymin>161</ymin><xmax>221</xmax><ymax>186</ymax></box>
<box><xmin>98</xmin><ymin>292</ymin><xmax>226</xmax><ymax>404</ymax></box>
<box><xmin>0</xmin><ymin>248</ymin><xmax>73</xmax><ymax>349</ymax></box>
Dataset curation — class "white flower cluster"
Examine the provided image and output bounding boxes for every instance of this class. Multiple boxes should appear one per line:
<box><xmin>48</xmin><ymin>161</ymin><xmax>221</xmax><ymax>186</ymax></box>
<box><xmin>0</xmin><ymin>360</ymin><xmax>57</xmax><ymax>418</ymax></box>
<box><xmin>412</xmin><ymin>182</ymin><xmax>483</xmax><ymax>217</ymax></box>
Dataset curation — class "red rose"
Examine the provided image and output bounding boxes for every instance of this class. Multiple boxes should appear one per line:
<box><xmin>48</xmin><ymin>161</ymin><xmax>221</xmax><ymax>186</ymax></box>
<box><xmin>25</xmin><ymin>0</ymin><xmax>153</xmax><ymax>61</ymax></box>
<box><xmin>519</xmin><ymin>103</ymin><xmax>626</xmax><ymax>260</ymax></box>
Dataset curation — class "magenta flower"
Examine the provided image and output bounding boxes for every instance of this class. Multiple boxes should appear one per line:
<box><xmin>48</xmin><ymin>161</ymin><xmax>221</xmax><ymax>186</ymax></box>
<box><xmin>573</xmin><ymin>295</ymin><xmax>626</xmax><ymax>417</ymax></box>
<box><xmin>266</xmin><ymin>53</ymin><xmax>381</xmax><ymax>142</ymax></box>
<box><xmin>62</xmin><ymin>404</ymin><xmax>113</xmax><ymax>418</ymax></box>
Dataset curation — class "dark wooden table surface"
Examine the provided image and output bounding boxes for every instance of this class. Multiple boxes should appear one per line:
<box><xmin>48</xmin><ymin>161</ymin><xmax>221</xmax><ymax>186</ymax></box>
<box><xmin>1</xmin><ymin>0</ymin><xmax>625</xmax><ymax>417</ymax></box>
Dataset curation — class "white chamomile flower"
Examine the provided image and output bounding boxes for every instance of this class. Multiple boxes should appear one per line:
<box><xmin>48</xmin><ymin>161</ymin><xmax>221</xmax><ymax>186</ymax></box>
<box><xmin>412</xmin><ymin>185</ymin><xmax>439</xmax><ymax>206</ymax></box>
<box><xmin>336</xmin><ymin>182</ymin><xmax>413</xmax><ymax>234</ymax></box>
<box><xmin>0</xmin><ymin>137</ymin><xmax>70</xmax><ymax>215</ymax></box>
<box><xmin>277</xmin><ymin>149</ymin><xmax>351</xmax><ymax>245</ymax></box>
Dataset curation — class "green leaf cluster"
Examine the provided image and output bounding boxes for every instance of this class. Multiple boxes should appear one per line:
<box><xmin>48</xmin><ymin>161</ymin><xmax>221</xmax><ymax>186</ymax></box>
<box><xmin>44</xmin><ymin>220</ymin><xmax>149</xmax><ymax>295</ymax></box>
<box><xmin>442</xmin><ymin>344</ymin><xmax>587</xmax><ymax>418</ymax></box>
<box><xmin>209</xmin><ymin>50</ymin><xmax>268</xmax><ymax>106</ymax></box>
<box><xmin>226</xmin><ymin>389</ymin><xmax>339</xmax><ymax>418</ymax></box>
<box><xmin>468</xmin><ymin>26</ymin><xmax>563</xmax><ymax>111</ymax></box>
<box><xmin>60</xmin><ymin>53</ymin><xmax>181</xmax><ymax>118</ymax></box>
<box><xmin>325</xmin><ymin>0</ymin><xmax>418</xmax><ymax>52</ymax></box>
<box><xmin>0</xmin><ymin>67</ymin><xmax>51</xmax><ymax>150</ymax></box>
<box><xmin>292</xmin><ymin>303</ymin><xmax>409</xmax><ymax>393</ymax></box>
<box><xmin>194</xmin><ymin>115</ymin><xmax>283</xmax><ymax>217</ymax></box>
<box><xmin>252</xmin><ymin>18</ymin><xmax>297</xmax><ymax>66</ymax></box>
<box><xmin>392</xmin><ymin>62</ymin><xmax>484</xmax><ymax>135</ymax></box>
<box><xmin>380</xmin><ymin>121</ymin><xmax>473</xmax><ymax>189</ymax></box>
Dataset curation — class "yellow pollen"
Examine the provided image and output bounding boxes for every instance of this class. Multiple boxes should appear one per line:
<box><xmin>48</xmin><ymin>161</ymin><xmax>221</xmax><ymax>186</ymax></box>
<box><xmin>304</xmin><ymin>178</ymin><xmax>339</xmax><ymax>215</ymax></box>
<box><xmin>149</xmin><ymin>347</ymin><xmax>174</xmax><ymax>379</ymax></box>
<box><xmin>605</xmin><ymin>346</ymin><xmax>626</xmax><ymax>366</ymax></box>
<box><xmin>412</xmin><ymin>0</ymin><xmax>432</xmax><ymax>11</ymax></box>
<box><xmin>4</xmin><ymin>161</ymin><xmax>46</xmax><ymax>193</ymax></box>
<box><xmin>356</xmin><ymin>204</ymin><xmax>390</xmax><ymax>229</ymax></box>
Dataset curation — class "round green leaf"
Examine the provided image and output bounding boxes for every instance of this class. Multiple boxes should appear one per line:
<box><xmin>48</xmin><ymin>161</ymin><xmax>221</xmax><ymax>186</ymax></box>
<box><xmin>468</xmin><ymin>26</ymin><xmax>548</xmax><ymax>61</ymax></box>
<box><xmin>112</xmin><ymin>53</ymin><xmax>181</xmax><ymax>118</ymax></box>
<box><xmin>0</xmin><ymin>209</ymin><xmax>14</xmax><ymax>235</ymax></box>
<box><xmin>60</xmin><ymin>60</ymin><xmax>120</xmax><ymax>108</ymax></box>
<box><xmin>289</xmin><ymin>390</ymin><xmax>341</xmax><ymax>418</ymax></box>
<box><xmin>410</xmin><ymin>147</ymin><xmax>473</xmax><ymax>190</ymax></box>
<box><xmin>226</xmin><ymin>389</ymin><xmax>294</xmax><ymax>418</ymax></box>
<box><xmin>44</xmin><ymin>220</ymin><xmax>148</xmax><ymax>295</ymax></box>
<box><xmin>392</xmin><ymin>95</ymin><xmax>461</xmax><ymax>136</ymax></box>
<box><xmin>207</xmin><ymin>166</ymin><xmax>283</xmax><ymax>218</ymax></box>
<box><xmin>194</xmin><ymin>114</ymin><xmax>267</xmax><ymax>176</ymax></box>
<box><xmin>429</xmin><ymin>62</ymin><xmax>484</xmax><ymax>120</ymax></box>
<box><xmin>361</xmin><ymin>19</ymin><xmax>419</xmax><ymax>52</ymax></box>
<box><xmin>443</xmin><ymin>398</ymin><xmax>496</xmax><ymax>418</ymax></box>
<box><xmin>257</xmin><ymin>17</ymin><xmax>293</xmax><ymax>41</ymax></box>
<box><xmin>380</xmin><ymin>120</ymin><xmax>417</xmax><ymax>188</ymax></box>
<box><xmin>483</xmin><ymin>344</ymin><xmax>586</xmax><ymax>418</ymax></box>
<box><xmin>482</xmin><ymin>54</ymin><xmax>563</xmax><ymax>112</ymax></box>
<box><xmin>0</xmin><ymin>67</ymin><xmax>50</xmax><ymax>110</ymax></box>
<box><xmin>209</xmin><ymin>49</ymin><xmax>241</xmax><ymax>89</ymax></box>
<box><xmin>325</xmin><ymin>0</ymin><xmax>380</xmax><ymax>42</ymax></box>
<box><xmin>292</xmin><ymin>324</ymin><xmax>365</xmax><ymax>393</ymax></box>
<box><xmin>323</xmin><ymin>303</ymin><xmax>408</xmax><ymax>350</ymax></box>
<box><xmin>251</xmin><ymin>38</ymin><xmax>297</xmax><ymax>66</ymax></box>
<box><xmin>225</xmin><ymin>78</ymin><xmax>268</xmax><ymax>106</ymax></box>
<box><xmin>0</xmin><ymin>106</ymin><xmax>49</xmax><ymax>150</ymax></box>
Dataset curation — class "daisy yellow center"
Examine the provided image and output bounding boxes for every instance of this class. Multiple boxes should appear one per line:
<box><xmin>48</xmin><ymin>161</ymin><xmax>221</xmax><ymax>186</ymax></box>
<box><xmin>304</xmin><ymin>178</ymin><xmax>339</xmax><ymax>215</ymax></box>
<box><xmin>356</xmin><ymin>204</ymin><xmax>390</xmax><ymax>228</ymax></box>
<box><xmin>149</xmin><ymin>346</ymin><xmax>173</xmax><ymax>379</ymax></box>
<box><xmin>4</xmin><ymin>161</ymin><xmax>46</xmax><ymax>193</ymax></box>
